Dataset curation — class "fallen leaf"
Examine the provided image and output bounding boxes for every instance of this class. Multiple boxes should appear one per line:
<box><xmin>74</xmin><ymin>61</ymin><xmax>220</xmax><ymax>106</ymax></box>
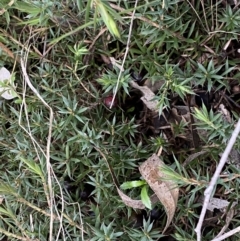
<box><xmin>218</xmin><ymin>104</ymin><xmax>231</xmax><ymax>123</ymax></box>
<box><xmin>130</xmin><ymin>81</ymin><xmax>158</xmax><ymax>112</ymax></box>
<box><xmin>117</xmin><ymin>187</ymin><xmax>145</xmax><ymax>209</ymax></box>
<box><xmin>201</xmin><ymin>197</ymin><xmax>237</xmax><ymax>212</ymax></box>
<box><xmin>144</xmin><ymin>79</ymin><xmax>164</xmax><ymax>93</ymax></box>
<box><xmin>139</xmin><ymin>154</ymin><xmax>179</xmax><ymax>233</ymax></box>
<box><xmin>117</xmin><ymin>154</ymin><xmax>179</xmax><ymax>233</ymax></box>
<box><xmin>109</xmin><ymin>57</ymin><xmax>124</xmax><ymax>72</ymax></box>
<box><xmin>117</xmin><ymin>187</ymin><xmax>158</xmax><ymax>209</ymax></box>
<box><xmin>199</xmin><ymin>196</ymin><xmax>237</xmax><ymax>238</ymax></box>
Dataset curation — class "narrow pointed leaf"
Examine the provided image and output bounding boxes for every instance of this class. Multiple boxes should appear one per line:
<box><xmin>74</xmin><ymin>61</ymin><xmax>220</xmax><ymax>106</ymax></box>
<box><xmin>141</xmin><ymin>185</ymin><xmax>152</xmax><ymax>210</ymax></box>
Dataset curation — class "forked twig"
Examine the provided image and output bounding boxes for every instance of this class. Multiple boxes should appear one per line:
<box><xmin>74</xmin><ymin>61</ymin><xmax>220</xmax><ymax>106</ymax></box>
<box><xmin>20</xmin><ymin>53</ymin><xmax>55</xmax><ymax>241</ymax></box>
<box><xmin>20</xmin><ymin>51</ymin><xmax>86</xmax><ymax>239</ymax></box>
<box><xmin>195</xmin><ymin>118</ymin><xmax>240</xmax><ymax>241</ymax></box>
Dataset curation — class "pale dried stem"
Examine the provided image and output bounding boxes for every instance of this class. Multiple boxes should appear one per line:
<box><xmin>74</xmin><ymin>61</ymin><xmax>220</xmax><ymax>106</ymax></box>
<box><xmin>211</xmin><ymin>226</ymin><xmax>240</xmax><ymax>241</ymax></box>
<box><xmin>110</xmin><ymin>0</ymin><xmax>139</xmax><ymax>108</ymax></box>
<box><xmin>20</xmin><ymin>39</ymin><xmax>86</xmax><ymax>240</ymax></box>
<box><xmin>20</xmin><ymin>52</ymin><xmax>54</xmax><ymax>241</ymax></box>
<box><xmin>0</xmin><ymin>227</ymin><xmax>38</xmax><ymax>241</ymax></box>
<box><xmin>195</xmin><ymin>118</ymin><xmax>240</xmax><ymax>241</ymax></box>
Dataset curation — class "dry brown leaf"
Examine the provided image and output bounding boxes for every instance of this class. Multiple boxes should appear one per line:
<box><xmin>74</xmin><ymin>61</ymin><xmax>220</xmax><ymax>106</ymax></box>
<box><xmin>109</xmin><ymin>57</ymin><xmax>124</xmax><ymax>72</ymax></box>
<box><xmin>130</xmin><ymin>81</ymin><xmax>159</xmax><ymax>112</ymax></box>
<box><xmin>139</xmin><ymin>154</ymin><xmax>179</xmax><ymax>233</ymax></box>
<box><xmin>201</xmin><ymin>197</ymin><xmax>237</xmax><ymax>212</ymax></box>
<box><xmin>117</xmin><ymin>188</ymin><xmax>159</xmax><ymax>209</ymax></box>
<box><xmin>218</xmin><ymin>104</ymin><xmax>231</xmax><ymax>123</ymax></box>
<box><xmin>117</xmin><ymin>187</ymin><xmax>145</xmax><ymax>209</ymax></box>
<box><xmin>199</xmin><ymin>196</ymin><xmax>237</xmax><ymax>238</ymax></box>
<box><xmin>116</xmin><ymin>154</ymin><xmax>178</xmax><ymax>233</ymax></box>
<box><xmin>144</xmin><ymin>79</ymin><xmax>164</xmax><ymax>93</ymax></box>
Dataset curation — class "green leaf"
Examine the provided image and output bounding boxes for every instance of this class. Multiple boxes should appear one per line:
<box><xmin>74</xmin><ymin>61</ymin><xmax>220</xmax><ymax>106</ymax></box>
<box><xmin>20</xmin><ymin>158</ymin><xmax>44</xmax><ymax>177</ymax></box>
<box><xmin>50</xmin><ymin>20</ymin><xmax>95</xmax><ymax>44</ymax></box>
<box><xmin>97</xmin><ymin>1</ymin><xmax>120</xmax><ymax>38</ymax></box>
<box><xmin>0</xmin><ymin>183</ymin><xmax>16</xmax><ymax>196</ymax></box>
<box><xmin>13</xmin><ymin>2</ymin><xmax>41</xmax><ymax>14</ymax></box>
<box><xmin>120</xmin><ymin>180</ymin><xmax>146</xmax><ymax>190</ymax></box>
<box><xmin>0</xmin><ymin>207</ymin><xmax>15</xmax><ymax>219</ymax></box>
<box><xmin>197</xmin><ymin>63</ymin><xmax>207</xmax><ymax>74</ymax></box>
<box><xmin>141</xmin><ymin>185</ymin><xmax>152</xmax><ymax>210</ymax></box>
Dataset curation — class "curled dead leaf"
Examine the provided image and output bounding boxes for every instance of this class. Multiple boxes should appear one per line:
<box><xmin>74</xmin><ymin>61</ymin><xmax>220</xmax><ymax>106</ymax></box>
<box><xmin>139</xmin><ymin>154</ymin><xmax>179</xmax><ymax>233</ymax></box>
<box><xmin>130</xmin><ymin>81</ymin><xmax>158</xmax><ymax>112</ymax></box>
<box><xmin>117</xmin><ymin>187</ymin><xmax>159</xmax><ymax>209</ymax></box>
<box><xmin>199</xmin><ymin>196</ymin><xmax>237</xmax><ymax>238</ymax></box>
<box><xmin>117</xmin><ymin>154</ymin><xmax>179</xmax><ymax>233</ymax></box>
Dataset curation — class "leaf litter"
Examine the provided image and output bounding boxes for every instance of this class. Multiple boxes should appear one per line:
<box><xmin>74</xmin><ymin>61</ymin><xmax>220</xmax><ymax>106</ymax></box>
<box><xmin>118</xmin><ymin>154</ymin><xmax>179</xmax><ymax>233</ymax></box>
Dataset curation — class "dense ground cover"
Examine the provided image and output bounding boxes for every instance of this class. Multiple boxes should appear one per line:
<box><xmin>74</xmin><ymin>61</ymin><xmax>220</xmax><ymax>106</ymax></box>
<box><xmin>1</xmin><ymin>0</ymin><xmax>240</xmax><ymax>240</ymax></box>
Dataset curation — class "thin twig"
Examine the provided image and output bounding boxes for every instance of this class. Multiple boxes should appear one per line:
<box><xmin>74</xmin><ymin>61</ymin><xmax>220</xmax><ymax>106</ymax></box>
<box><xmin>17</xmin><ymin>196</ymin><xmax>85</xmax><ymax>233</ymax></box>
<box><xmin>20</xmin><ymin>48</ymin><xmax>85</xmax><ymax>240</ymax></box>
<box><xmin>209</xmin><ymin>30</ymin><xmax>240</xmax><ymax>36</ymax></box>
<box><xmin>211</xmin><ymin>226</ymin><xmax>240</xmax><ymax>241</ymax></box>
<box><xmin>20</xmin><ymin>54</ymin><xmax>54</xmax><ymax>241</ymax></box>
<box><xmin>110</xmin><ymin>0</ymin><xmax>138</xmax><ymax>108</ymax></box>
<box><xmin>195</xmin><ymin>118</ymin><xmax>240</xmax><ymax>241</ymax></box>
<box><xmin>0</xmin><ymin>227</ymin><xmax>38</xmax><ymax>241</ymax></box>
<box><xmin>20</xmin><ymin>46</ymin><xmax>51</xmax><ymax>208</ymax></box>
<box><xmin>52</xmin><ymin>171</ymin><xmax>65</xmax><ymax>241</ymax></box>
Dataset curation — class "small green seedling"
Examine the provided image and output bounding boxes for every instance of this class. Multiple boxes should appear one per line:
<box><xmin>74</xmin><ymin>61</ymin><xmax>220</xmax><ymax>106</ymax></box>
<box><xmin>120</xmin><ymin>180</ymin><xmax>152</xmax><ymax>210</ymax></box>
